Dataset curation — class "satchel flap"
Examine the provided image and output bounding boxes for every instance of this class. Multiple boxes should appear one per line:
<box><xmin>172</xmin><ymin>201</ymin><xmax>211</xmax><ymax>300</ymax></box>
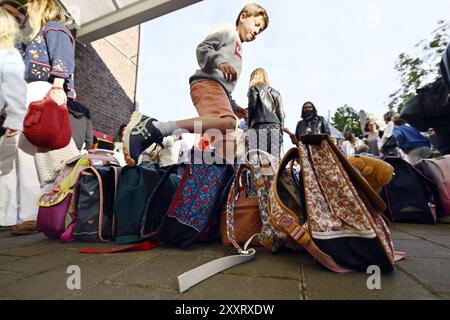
<box><xmin>38</xmin><ymin>190</ymin><xmax>72</xmax><ymax>207</ymax></box>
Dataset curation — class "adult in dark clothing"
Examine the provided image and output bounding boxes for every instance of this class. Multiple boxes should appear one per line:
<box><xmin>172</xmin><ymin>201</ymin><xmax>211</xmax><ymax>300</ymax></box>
<box><xmin>67</xmin><ymin>100</ymin><xmax>93</xmax><ymax>151</ymax></box>
<box><xmin>433</xmin><ymin>47</ymin><xmax>450</xmax><ymax>155</ymax></box>
<box><xmin>285</xmin><ymin>101</ymin><xmax>330</xmax><ymax>145</ymax></box>
<box><xmin>247</xmin><ymin>68</ymin><xmax>285</xmax><ymax>158</ymax></box>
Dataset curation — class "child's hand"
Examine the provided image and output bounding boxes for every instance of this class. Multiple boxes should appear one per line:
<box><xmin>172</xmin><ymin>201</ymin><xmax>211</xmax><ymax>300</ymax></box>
<box><xmin>49</xmin><ymin>87</ymin><xmax>67</xmax><ymax>106</ymax></box>
<box><xmin>218</xmin><ymin>63</ymin><xmax>237</xmax><ymax>82</ymax></box>
<box><xmin>5</xmin><ymin>128</ymin><xmax>20</xmax><ymax>137</ymax></box>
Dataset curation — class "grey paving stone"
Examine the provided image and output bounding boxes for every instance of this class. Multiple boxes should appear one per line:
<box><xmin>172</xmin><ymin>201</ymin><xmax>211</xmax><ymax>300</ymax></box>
<box><xmin>70</xmin><ymin>282</ymin><xmax>179</xmax><ymax>300</ymax></box>
<box><xmin>0</xmin><ymin>242</ymin><xmax>62</xmax><ymax>258</ymax></box>
<box><xmin>160</xmin><ymin>241</ymin><xmax>234</xmax><ymax>258</ymax></box>
<box><xmin>222</xmin><ymin>249</ymin><xmax>301</xmax><ymax>280</ymax></box>
<box><xmin>181</xmin><ymin>274</ymin><xmax>302</xmax><ymax>300</ymax></box>
<box><xmin>80</xmin><ymin>250</ymin><xmax>160</xmax><ymax>266</ymax></box>
<box><xmin>110</xmin><ymin>253</ymin><xmax>227</xmax><ymax>291</ymax></box>
<box><xmin>0</xmin><ymin>233</ymin><xmax>48</xmax><ymax>252</ymax></box>
<box><xmin>390</xmin><ymin>229</ymin><xmax>419</xmax><ymax>240</ymax></box>
<box><xmin>397</xmin><ymin>257</ymin><xmax>450</xmax><ymax>294</ymax></box>
<box><xmin>393</xmin><ymin>240</ymin><xmax>450</xmax><ymax>259</ymax></box>
<box><xmin>0</xmin><ymin>255</ymin><xmax>23</xmax><ymax>264</ymax></box>
<box><xmin>0</xmin><ymin>270</ymin><xmax>27</xmax><ymax>287</ymax></box>
<box><xmin>414</xmin><ymin>235</ymin><xmax>450</xmax><ymax>249</ymax></box>
<box><xmin>0</xmin><ymin>263</ymin><xmax>124</xmax><ymax>300</ymax></box>
<box><xmin>0</xmin><ymin>249</ymin><xmax>85</xmax><ymax>274</ymax></box>
<box><xmin>301</xmin><ymin>258</ymin><xmax>437</xmax><ymax>300</ymax></box>
<box><xmin>393</xmin><ymin>223</ymin><xmax>450</xmax><ymax>236</ymax></box>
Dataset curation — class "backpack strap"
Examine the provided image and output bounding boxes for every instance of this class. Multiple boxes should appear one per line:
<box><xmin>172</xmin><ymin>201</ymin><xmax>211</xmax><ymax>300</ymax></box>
<box><xmin>225</xmin><ymin>164</ymin><xmax>255</xmax><ymax>252</ymax></box>
<box><xmin>79</xmin><ymin>239</ymin><xmax>159</xmax><ymax>254</ymax></box>
<box><xmin>140</xmin><ymin>164</ymin><xmax>179</xmax><ymax>239</ymax></box>
<box><xmin>177</xmin><ymin>235</ymin><xmax>257</xmax><ymax>293</ymax></box>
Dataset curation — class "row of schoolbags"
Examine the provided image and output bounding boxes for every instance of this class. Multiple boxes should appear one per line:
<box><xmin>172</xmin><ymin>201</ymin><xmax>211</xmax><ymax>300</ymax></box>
<box><xmin>36</xmin><ymin>137</ymin><xmax>409</xmax><ymax>293</ymax></box>
<box><xmin>36</xmin><ymin>148</ymin><xmax>235</xmax><ymax>247</ymax></box>
<box><xmin>381</xmin><ymin>155</ymin><xmax>450</xmax><ymax>224</ymax></box>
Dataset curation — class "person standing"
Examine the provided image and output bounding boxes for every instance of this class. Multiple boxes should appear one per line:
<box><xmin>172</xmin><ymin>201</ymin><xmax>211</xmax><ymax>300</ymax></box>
<box><xmin>121</xmin><ymin>3</ymin><xmax>269</xmax><ymax>166</ymax></box>
<box><xmin>392</xmin><ymin>114</ymin><xmax>431</xmax><ymax>164</ymax></box>
<box><xmin>247</xmin><ymin>68</ymin><xmax>285</xmax><ymax>158</ymax></box>
<box><xmin>0</xmin><ymin>7</ymin><xmax>27</xmax><ymax>227</ymax></box>
<box><xmin>9</xmin><ymin>0</ymin><xmax>76</xmax><ymax>234</ymax></box>
<box><xmin>363</xmin><ymin>120</ymin><xmax>382</xmax><ymax>156</ymax></box>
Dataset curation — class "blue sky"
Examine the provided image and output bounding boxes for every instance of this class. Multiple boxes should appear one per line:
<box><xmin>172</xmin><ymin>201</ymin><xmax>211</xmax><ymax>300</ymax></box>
<box><xmin>137</xmin><ymin>0</ymin><xmax>449</xmax><ymax>140</ymax></box>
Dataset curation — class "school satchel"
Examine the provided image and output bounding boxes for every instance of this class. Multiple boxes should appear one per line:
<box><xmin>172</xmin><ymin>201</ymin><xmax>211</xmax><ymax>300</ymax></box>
<box><xmin>381</xmin><ymin>156</ymin><xmax>437</xmax><ymax>224</ymax></box>
<box><xmin>72</xmin><ymin>166</ymin><xmax>121</xmax><ymax>242</ymax></box>
<box><xmin>414</xmin><ymin>155</ymin><xmax>450</xmax><ymax>223</ymax></box>
<box><xmin>220</xmin><ymin>164</ymin><xmax>261</xmax><ymax>247</ymax></box>
<box><xmin>269</xmin><ymin>135</ymin><xmax>405</xmax><ymax>273</ymax></box>
<box><xmin>36</xmin><ymin>149</ymin><xmax>120</xmax><ymax>241</ymax></box>
<box><xmin>23</xmin><ymin>92</ymin><xmax>72</xmax><ymax>150</ymax></box>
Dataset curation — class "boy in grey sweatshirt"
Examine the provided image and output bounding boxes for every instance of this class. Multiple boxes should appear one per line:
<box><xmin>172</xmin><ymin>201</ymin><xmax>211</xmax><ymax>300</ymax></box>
<box><xmin>122</xmin><ymin>3</ymin><xmax>269</xmax><ymax>165</ymax></box>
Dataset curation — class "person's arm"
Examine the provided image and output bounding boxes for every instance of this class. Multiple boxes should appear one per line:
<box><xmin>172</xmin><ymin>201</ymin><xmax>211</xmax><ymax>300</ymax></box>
<box><xmin>392</xmin><ymin>129</ymin><xmax>405</xmax><ymax>149</ymax></box>
<box><xmin>196</xmin><ymin>25</ymin><xmax>231</xmax><ymax>73</ymax></box>
<box><xmin>45</xmin><ymin>26</ymin><xmax>75</xmax><ymax>105</ymax></box>
<box><xmin>341</xmin><ymin>141</ymin><xmax>352</xmax><ymax>157</ymax></box>
<box><xmin>321</xmin><ymin>118</ymin><xmax>331</xmax><ymax>135</ymax></box>
<box><xmin>1</xmin><ymin>61</ymin><xmax>27</xmax><ymax>134</ymax></box>
<box><xmin>247</xmin><ymin>86</ymin><xmax>258</xmax><ymax>126</ymax></box>
<box><xmin>85</xmin><ymin>118</ymin><xmax>93</xmax><ymax>148</ymax></box>
<box><xmin>273</xmin><ymin>90</ymin><xmax>285</xmax><ymax>127</ymax></box>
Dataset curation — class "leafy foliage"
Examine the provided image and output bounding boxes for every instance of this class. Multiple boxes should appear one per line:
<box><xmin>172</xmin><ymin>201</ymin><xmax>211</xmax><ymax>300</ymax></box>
<box><xmin>387</xmin><ymin>20</ymin><xmax>450</xmax><ymax>113</ymax></box>
<box><xmin>331</xmin><ymin>105</ymin><xmax>363</xmax><ymax>138</ymax></box>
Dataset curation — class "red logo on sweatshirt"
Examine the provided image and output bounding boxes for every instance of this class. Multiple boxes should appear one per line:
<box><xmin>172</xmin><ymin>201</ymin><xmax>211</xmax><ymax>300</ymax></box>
<box><xmin>234</xmin><ymin>42</ymin><xmax>242</xmax><ymax>59</ymax></box>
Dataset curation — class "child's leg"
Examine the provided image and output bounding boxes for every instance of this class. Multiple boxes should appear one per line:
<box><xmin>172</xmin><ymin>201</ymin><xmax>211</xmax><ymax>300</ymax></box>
<box><xmin>122</xmin><ymin>80</ymin><xmax>237</xmax><ymax>166</ymax></box>
<box><xmin>0</xmin><ymin>135</ymin><xmax>19</xmax><ymax>226</ymax></box>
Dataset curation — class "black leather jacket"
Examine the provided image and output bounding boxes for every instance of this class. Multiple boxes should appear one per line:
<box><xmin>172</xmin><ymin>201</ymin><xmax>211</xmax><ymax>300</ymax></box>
<box><xmin>247</xmin><ymin>85</ymin><xmax>285</xmax><ymax>128</ymax></box>
<box><xmin>295</xmin><ymin>116</ymin><xmax>331</xmax><ymax>139</ymax></box>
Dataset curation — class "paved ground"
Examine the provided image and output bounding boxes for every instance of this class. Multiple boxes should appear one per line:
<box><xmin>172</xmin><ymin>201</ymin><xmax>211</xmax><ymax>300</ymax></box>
<box><xmin>0</xmin><ymin>223</ymin><xmax>449</xmax><ymax>300</ymax></box>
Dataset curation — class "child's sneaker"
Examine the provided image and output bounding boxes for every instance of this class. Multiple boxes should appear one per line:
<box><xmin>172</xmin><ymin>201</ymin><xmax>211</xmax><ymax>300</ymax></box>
<box><xmin>122</xmin><ymin>111</ymin><xmax>164</xmax><ymax>166</ymax></box>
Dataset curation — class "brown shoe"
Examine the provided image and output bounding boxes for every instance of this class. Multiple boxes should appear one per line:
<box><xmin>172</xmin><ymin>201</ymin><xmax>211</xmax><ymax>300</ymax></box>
<box><xmin>11</xmin><ymin>221</ymin><xmax>37</xmax><ymax>235</ymax></box>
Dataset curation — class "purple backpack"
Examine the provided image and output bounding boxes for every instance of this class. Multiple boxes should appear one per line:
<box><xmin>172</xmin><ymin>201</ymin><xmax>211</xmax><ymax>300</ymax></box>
<box><xmin>36</xmin><ymin>150</ymin><xmax>119</xmax><ymax>240</ymax></box>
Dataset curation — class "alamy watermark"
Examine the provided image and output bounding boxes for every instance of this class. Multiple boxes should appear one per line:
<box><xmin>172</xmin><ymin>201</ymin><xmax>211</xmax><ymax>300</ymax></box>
<box><xmin>66</xmin><ymin>265</ymin><xmax>81</xmax><ymax>290</ymax></box>
<box><xmin>366</xmin><ymin>265</ymin><xmax>381</xmax><ymax>290</ymax></box>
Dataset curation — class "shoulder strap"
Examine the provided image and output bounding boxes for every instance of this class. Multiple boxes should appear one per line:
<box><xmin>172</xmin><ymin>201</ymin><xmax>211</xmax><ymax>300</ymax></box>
<box><xmin>225</xmin><ymin>164</ymin><xmax>253</xmax><ymax>252</ymax></box>
<box><xmin>140</xmin><ymin>164</ymin><xmax>180</xmax><ymax>239</ymax></box>
<box><xmin>177</xmin><ymin>235</ymin><xmax>257</xmax><ymax>293</ymax></box>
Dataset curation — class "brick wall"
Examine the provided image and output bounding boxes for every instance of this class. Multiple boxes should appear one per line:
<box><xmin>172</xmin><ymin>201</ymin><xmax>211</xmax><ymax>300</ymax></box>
<box><xmin>74</xmin><ymin>25</ymin><xmax>140</xmax><ymax>140</ymax></box>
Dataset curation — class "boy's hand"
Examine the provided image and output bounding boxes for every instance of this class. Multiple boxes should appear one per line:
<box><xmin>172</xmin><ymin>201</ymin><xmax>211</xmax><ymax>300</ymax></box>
<box><xmin>218</xmin><ymin>63</ymin><xmax>237</xmax><ymax>82</ymax></box>
<box><xmin>235</xmin><ymin>106</ymin><xmax>248</xmax><ymax>119</ymax></box>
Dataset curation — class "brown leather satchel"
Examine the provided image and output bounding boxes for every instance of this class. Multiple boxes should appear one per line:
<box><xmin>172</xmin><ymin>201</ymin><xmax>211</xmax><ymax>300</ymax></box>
<box><xmin>220</xmin><ymin>174</ymin><xmax>262</xmax><ymax>247</ymax></box>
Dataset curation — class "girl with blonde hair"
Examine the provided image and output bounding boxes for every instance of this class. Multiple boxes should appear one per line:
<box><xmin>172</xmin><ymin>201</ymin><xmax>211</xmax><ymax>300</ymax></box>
<box><xmin>0</xmin><ymin>7</ymin><xmax>28</xmax><ymax>227</ymax></box>
<box><xmin>3</xmin><ymin>0</ymin><xmax>77</xmax><ymax>234</ymax></box>
<box><xmin>247</xmin><ymin>67</ymin><xmax>285</xmax><ymax>158</ymax></box>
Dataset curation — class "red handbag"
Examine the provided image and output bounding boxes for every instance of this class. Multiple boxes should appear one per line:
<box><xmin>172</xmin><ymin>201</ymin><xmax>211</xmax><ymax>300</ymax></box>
<box><xmin>23</xmin><ymin>92</ymin><xmax>72</xmax><ymax>150</ymax></box>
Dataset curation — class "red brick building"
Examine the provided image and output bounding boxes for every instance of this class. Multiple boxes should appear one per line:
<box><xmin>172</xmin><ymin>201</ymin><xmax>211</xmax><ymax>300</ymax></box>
<box><xmin>74</xmin><ymin>26</ymin><xmax>140</xmax><ymax>139</ymax></box>
<box><xmin>59</xmin><ymin>0</ymin><xmax>202</xmax><ymax>140</ymax></box>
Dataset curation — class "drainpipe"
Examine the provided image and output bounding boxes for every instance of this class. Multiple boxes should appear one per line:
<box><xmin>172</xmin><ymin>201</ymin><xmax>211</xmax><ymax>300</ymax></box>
<box><xmin>134</xmin><ymin>24</ymin><xmax>143</xmax><ymax>112</ymax></box>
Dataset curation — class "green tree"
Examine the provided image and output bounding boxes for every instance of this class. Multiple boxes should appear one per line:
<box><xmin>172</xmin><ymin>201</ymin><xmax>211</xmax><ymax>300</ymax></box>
<box><xmin>331</xmin><ymin>105</ymin><xmax>363</xmax><ymax>138</ymax></box>
<box><xmin>387</xmin><ymin>20</ymin><xmax>450</xmax><ymax>113</ymax></box>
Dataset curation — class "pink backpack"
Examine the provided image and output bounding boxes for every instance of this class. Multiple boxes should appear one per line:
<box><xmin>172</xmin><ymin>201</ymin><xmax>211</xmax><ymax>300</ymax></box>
<box><xmin>415</xmin><ymin>155</ymin><xmax>450</xmax><ymax>223</ymax></box>
<box><xmin>36</xmin><ymin>149</ymin><xmax>120</xmax><ymax>240</ymax></box>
